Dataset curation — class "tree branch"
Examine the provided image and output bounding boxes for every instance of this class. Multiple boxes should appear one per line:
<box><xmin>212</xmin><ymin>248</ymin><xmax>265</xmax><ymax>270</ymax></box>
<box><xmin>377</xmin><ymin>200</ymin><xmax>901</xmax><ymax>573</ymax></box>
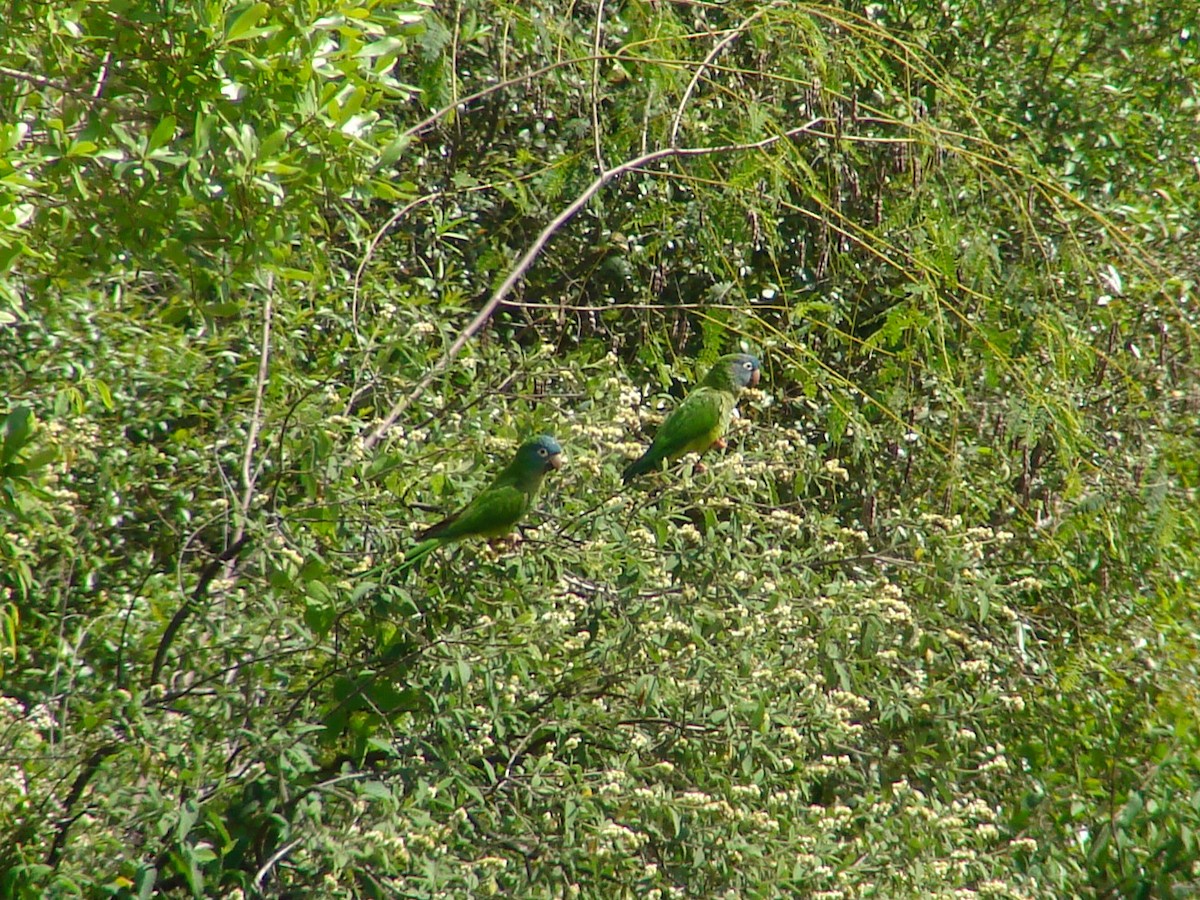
<box><xmin>670</xmin><ymin>13</ymin><xmax>767</xmax><ymax>146</ymax></box>
<box><xmin>46</xmin><ymin>743</ymin><xmax>120</xmax><ymax>866</ymax></box>
<box><xmin>236</xmin><ymin>282</ymin><xmax>273</xmax><ymax>541</ymax></box>
<box><xmin>591</xmin><ymin>0</ymin><xmax>607</xmax><ymax>172</ymax></box>
<box><xmin>149</xmin><ymin>536</ymin><xmax>250</xmax><ymax>686</ymax></box>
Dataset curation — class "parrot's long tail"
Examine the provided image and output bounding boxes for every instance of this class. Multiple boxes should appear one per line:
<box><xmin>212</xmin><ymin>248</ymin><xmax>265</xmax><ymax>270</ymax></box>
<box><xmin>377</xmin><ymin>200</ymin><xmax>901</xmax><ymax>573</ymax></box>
<box><xmin>621</xmin><ymin>452</ymin><xmax>656</xmax><ymax>484</ymax></box>
<box><xmin>399</xmin><ymin>538</ymin><xmax>441</xmax><ymax>575</ymax></box>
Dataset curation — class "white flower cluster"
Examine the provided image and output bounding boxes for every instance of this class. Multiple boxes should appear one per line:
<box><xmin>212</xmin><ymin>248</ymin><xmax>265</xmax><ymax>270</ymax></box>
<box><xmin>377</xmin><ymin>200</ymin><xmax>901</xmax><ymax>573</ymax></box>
<box><xmin>979</xmin><ymin>744</ymin><xmax>1010</xmax><ymax>774</ymax></box>
<box><xmin>768</xmin><ymin>508</ymin><xmax>805</xmax><ymax>535</ymax></box>
<box><xmin>875</xmin><ymin>582</ymin><xmax>914</xmax><ymax>625</ymax></box>
<box><xmin>572</xmin><ymin>421</ymin><xmax>626</xmax><ymax>443</ymax></box>
<box><xmin>594</xmin><ymin>820</ymin><xmax>649</xmax><ymax>855</ymax></box>
<box><xmin>804</xmin><ymin>754</ymin><xmax>854</xmax><ymax>778</ymax></box>
<box><xmin>642</xmin><ymin>614</ymin><xmax>694</xmax><ymax>641</ymax></box>
<box><xmin>823</xmin><ymin>458</ymin><xmax>850</xmax><ymax>481</ymax></box>
<box><xmin>597</xmin><ymin>768</ymin><xmax>627</xmax><ymax>797</ymax></box>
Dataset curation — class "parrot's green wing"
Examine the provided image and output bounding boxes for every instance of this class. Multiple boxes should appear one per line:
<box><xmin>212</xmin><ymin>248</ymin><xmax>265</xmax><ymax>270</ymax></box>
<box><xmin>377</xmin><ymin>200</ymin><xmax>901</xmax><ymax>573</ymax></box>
<box><xmin>400</xmin><ymin>485</ymin><xmax>530</xmax><ymax>574</ymax></box>
<box><xmin>418</xmin><ymin>484</ymin><xmax>531</xmax><ymax>543</ymax></box>
<box><xmin>622</xmin><ymin>386</ymin><xmax>734</xmax><ymax>482</ymax></box>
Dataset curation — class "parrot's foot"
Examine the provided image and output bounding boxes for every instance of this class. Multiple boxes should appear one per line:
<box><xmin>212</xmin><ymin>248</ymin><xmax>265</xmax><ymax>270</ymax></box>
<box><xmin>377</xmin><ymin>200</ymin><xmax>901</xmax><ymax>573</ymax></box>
<box><xmin>712</xmin><ymin>437</ymin><xmax>728</xmax><ymax>451</ymax></box>
<box><xmin>693</xmin><ymin>461</ymin><xmax>708</xmax><ymax>474</ymax></box>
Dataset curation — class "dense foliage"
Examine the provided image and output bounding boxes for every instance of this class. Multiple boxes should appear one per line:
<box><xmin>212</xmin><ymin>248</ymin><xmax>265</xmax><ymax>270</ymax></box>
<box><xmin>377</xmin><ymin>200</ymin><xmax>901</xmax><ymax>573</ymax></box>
<box><xmin>2</xmin><ymin>0</ymin><xmax>1198</xmax><ymax>897</ymax></box>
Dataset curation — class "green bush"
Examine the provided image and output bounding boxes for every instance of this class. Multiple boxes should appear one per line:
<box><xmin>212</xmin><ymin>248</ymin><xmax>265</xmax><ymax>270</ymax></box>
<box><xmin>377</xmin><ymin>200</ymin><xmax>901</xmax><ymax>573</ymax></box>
<box><xmin>1</xmin><ymin>0</ymin><xmax>1197</xmax><ymax>897</ymax></box>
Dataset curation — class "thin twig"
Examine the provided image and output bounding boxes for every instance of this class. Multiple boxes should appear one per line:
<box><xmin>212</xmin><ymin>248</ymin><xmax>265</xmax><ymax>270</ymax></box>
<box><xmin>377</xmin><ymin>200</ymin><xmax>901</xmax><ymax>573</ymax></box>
<box><xmin>149</xmin><ymin>536</ymin><xmax>250</xmax><ymax>686</ymax></box>
<box><xmin>486</xmin><ymin>718</ymin><xmax>553</xmax><ymax>798</ymax></box>
<box><xmin>591</xmin><ymin>0</ymin><xmax>607</xmax><ymax>171</ymax></box>
<box><xmin>253</xmin><ymin>838</ymin><xmax>303</xmax><ymax>889</ymax></box>
<box><xmin>362</xmin><ymin>117</ymin><xmax>824</xmax><ymax>450</ymax></box>
<box><xmin>450</xmin><ymin>2</ymin><xmax>461</xmax><ymax>116</ymax></box>
<box><xmin>670</xmin><ymin>14</ymin><xmax>766</xmax><ymax>146</ymax></box>
<box><xmin>46</xmin><ymin>742</ymin><xmax>120</xmax><ymax>865</ymax></box>
<box><xmin>350</xmin><ymin>192</ymin><xmax>442</xmax><ymax>337</ymax></box>
<box><xmin>399</xmin><ymin>57</ymin><xmax>607</xmax><ymax>144</ymax></box>
<box><xmin>146</xmin><ymin>284</ymin><xmax>270</xmax><ymax>684</ymax></box>
<box><xmin>91</xmin><ymin>50</ymin><xmax>112</xmax><ymax>100</ymax></box>
<box><xmin>344</xmin><ymin>191</ymin><xmax>444</xmax><ymax>418</ymax></box>
<box><xmin>232</xmin><ymin>278</ymin><xmax>273</xmax><ymax>558</ymax></box>
<box><xmin>0</xmin><ymin>65</ymin><xmax>75</xmax><ymax>94</ymax></box>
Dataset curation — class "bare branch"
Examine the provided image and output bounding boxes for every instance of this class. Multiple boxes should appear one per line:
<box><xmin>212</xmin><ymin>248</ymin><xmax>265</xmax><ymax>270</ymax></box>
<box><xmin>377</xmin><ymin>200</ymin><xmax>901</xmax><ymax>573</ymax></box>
<box><xmin>351</xmin><ymin>192</ymin><xmax>442</xmax><ymax>336</ymax></box>
<box><xmin>0</xmin><ymin>64</ymin><xmax>76</xmax><ymax>93</ymax></box>
<box><xmin>234</xmin><ymin>278</ymin><xmax>274</xmax><ymax>545</ymax></box>
<box><xmin>46</xmin><ymin>743</ymin><xmax>119</xmax><ymax>866</ymax></box>
<box><xmin>400</xmin><ymin>57</ymin><xmax>605</xmax><ymax>143</ymax></box>
<box><xmin>253</xmin><ymin>838</ymin><xmax>303</xmax><ymax>890</ymax></box>
<box><xmin>91</xmin><ymin>50</ymin><xmax>112</xmax><ymax>100</ymax></box>
<box><xmin>150</xmin><ymin>276</ymin><xmax>271</xmax><ymax>684</ymax></box>
<box><xmin>150</xmin><ymin>536</ymin><xmax>250</xmax><ymax>686</ymax></box>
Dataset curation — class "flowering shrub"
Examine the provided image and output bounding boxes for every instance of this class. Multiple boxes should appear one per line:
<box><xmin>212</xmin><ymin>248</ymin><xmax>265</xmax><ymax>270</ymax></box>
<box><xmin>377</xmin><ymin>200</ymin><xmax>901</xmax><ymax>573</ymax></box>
<box><xmin>2</xmin><ymin>0</ymin><xmax>1198</xmax><ymax>897</ymax></box>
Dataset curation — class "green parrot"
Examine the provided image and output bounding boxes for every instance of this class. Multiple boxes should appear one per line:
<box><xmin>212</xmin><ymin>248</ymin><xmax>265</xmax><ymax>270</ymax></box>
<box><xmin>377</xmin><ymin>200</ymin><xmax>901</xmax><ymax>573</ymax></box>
<box><xmin>402</xmin><ymin>434</ymin><xmax>565</xmax><ymax>569</ymax></box>
<box><xmin>622</xmin><ymin>353</ymin><xmax>761</xmax><ymax>483</ymax></box>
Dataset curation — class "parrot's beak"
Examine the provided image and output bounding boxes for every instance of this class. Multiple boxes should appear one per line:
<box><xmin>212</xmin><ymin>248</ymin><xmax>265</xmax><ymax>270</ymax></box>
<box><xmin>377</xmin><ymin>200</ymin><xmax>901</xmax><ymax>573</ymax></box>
<box><xmin>750</xmin><ymin>368</ymin><xmax>761</xmax><ymax>387</ymax></box>
<box><xmin>548</xmin><ymin>452</ymin><xmax>564</xmax><ymax>470</ymax></box>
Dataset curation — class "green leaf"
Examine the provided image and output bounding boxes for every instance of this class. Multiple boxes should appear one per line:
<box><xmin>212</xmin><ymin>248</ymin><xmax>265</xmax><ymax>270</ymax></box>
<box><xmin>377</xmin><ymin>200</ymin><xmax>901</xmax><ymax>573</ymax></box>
<box><xmin>146</xmin><ymin>116</ymin><xmax>177</xmax><ymax>154</ymax></box>
<box><xmin>226</xmin><ymin>2</ymin><xmax>269</xmax><ymax>41</ymax></box>
<box><xmin>1</xmin><ymin>407</ymin><xmax>32</xmax><ymax>466</ymax></box>
<box><xmin>304</xmin><ymin>600</ymin><xmax>335</xmax><ymax>637</ymax></box>
<box><xmin>135</xmin><ymin>865</ymin><xmax>158</xmax><ymax>900</ymax></box>
<box><xmin>0</xmin><ymin>240</ymin><xmax>24</xmax><ymax>274</ymax></box>
<box><xmin>176</xmin><ymin>801</ymin><xmax>199</xmax><ymax>841</ymax></box>
<box><xmin>65</xmin><ymin>140</ymin><xmax>99</xmax><ymax>157</ymax></box>
<box><xmin>357</xmin><ymin>37</ymin><xmax>405</xmax><ymax>60</ymax></box>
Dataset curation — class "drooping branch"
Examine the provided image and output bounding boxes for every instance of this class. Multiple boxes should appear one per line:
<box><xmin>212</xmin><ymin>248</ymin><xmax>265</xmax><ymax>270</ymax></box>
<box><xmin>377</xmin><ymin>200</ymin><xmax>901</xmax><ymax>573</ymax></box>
<box><xmin>670</xmin><ymin>11</ymin><xmax>768</xmax><ymax>146</ymax></box>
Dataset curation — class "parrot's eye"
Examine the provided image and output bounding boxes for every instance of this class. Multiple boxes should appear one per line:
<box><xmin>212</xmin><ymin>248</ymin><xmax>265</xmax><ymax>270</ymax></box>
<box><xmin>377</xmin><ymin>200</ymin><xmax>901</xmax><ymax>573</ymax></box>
<box><xmin>538</xmin><ymin>448</ymin><xmax>547</xmax><ymax>456</ymax></box>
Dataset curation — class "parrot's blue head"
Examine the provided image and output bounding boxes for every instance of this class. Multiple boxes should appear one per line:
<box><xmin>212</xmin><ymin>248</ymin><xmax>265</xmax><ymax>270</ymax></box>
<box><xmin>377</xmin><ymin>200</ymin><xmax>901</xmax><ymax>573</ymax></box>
<box><xmin>519</xmin><ymin>434</ymin><xmax>565</xmax><ymax>471</ymax></box>
<box><xmin>727</xmin><ymin>353</ymin><xmax>762</xmax><ymax>390</ymax></box>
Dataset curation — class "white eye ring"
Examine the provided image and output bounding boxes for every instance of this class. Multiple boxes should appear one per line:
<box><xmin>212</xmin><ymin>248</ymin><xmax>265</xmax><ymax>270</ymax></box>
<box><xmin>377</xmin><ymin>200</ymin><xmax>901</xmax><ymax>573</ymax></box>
<box><xmin>538</xmin><ymin>448</ymin><xmax>547</xmax><ymax>455</ymax></box>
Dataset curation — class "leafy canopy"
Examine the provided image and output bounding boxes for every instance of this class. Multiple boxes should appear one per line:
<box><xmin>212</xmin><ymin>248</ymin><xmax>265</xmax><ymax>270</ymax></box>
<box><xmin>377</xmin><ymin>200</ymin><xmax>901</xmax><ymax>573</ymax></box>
<box><xmin>1</xmin><ymin>0</ymin><xmax>1198</xmax><ymax>898</ymax></box>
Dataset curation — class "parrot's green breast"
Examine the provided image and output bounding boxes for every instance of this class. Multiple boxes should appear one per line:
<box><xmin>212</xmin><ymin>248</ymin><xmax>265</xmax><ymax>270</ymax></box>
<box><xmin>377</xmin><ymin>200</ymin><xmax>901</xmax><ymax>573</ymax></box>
<box><xmin>669</xmin><ymin>418</ymin><xmax>726</xmax><ymax>459</ymax></box>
